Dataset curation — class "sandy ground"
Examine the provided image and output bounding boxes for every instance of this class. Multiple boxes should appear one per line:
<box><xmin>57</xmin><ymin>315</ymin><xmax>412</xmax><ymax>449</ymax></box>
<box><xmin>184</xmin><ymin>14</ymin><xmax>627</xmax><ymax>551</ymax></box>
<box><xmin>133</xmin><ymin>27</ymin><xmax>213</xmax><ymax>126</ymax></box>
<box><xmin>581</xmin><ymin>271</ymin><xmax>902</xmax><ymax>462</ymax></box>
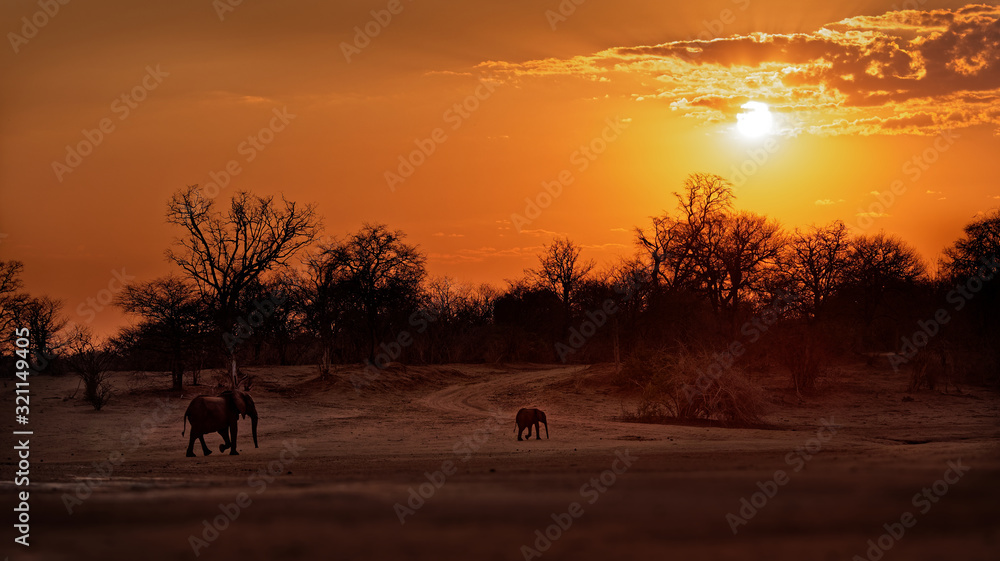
<box><xmin>1</xmin><ymin>362</ymin><xmax>998</xmax><ymax>561</ymax></box>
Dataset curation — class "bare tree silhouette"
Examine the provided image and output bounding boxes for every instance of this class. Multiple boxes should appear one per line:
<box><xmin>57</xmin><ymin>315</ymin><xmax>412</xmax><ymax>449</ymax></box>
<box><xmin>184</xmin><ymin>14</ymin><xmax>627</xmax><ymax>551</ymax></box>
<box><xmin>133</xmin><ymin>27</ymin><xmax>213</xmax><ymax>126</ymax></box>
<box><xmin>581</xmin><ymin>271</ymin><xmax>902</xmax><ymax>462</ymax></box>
<box><xmin>16</xmin><ymin>296</ymin><xmax>67</xmax><ymax>365</ymax></box>
<box><xmin>781</xmin><ymin>220</ymin><xmax>851</xmax><ymax>320</ymax></box>
<box><xmin>66</xmin><ymin>327</ymin><xmax>115</xmax><ymax>410</ymax></box>
<box><xmin>844</xmin><ymin>231</ymin><xmax>926</xmax><ymax>349</ymax></box>
<box><xmin>312</xmin><ymin>223</ymin><xmax>426</xmax><ymax>363</ymax></box>
<box><xmin>942</xmin><ymin>210</ymin><xmax>1000</xmax><ymax>281</ymax></box>
<box><xmin>166</xmin><ymin>186</ymin><xmax>320</xmax><ymax>386</ymax></box>
<box><xmin>0</xmin><ymin>260</ymin><xmax>27</xmax><ymax>356</ymax></box>
<box><xmin>115</xmin><ymin>275</ymin><xmax>211</xmax><ymax>390</ymax></box>
<box><xmin>527</xmin><ymin>236</ymin><xmax>595</xmax><ymax>321</ymax></box>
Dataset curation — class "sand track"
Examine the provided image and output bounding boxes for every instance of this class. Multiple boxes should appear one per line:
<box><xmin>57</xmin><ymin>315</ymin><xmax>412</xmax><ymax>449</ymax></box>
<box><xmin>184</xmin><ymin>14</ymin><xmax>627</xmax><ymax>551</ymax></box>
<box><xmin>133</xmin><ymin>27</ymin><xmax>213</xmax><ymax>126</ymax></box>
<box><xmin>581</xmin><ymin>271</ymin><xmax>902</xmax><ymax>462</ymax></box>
<box><xmin>5</xmin><ymin>363</ymin><xmax>999</xmax><ymax>561</ymax></box>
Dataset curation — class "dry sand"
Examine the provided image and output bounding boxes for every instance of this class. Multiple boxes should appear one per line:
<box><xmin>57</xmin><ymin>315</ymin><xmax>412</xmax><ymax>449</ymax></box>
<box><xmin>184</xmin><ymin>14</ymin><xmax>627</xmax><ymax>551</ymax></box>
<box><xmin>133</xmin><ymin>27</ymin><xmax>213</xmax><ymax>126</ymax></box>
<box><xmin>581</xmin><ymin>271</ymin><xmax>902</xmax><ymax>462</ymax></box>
<box><xmin>2</xmin><ymin>362</ymin><xmax>998</xmax><ymax>560</ymax></box>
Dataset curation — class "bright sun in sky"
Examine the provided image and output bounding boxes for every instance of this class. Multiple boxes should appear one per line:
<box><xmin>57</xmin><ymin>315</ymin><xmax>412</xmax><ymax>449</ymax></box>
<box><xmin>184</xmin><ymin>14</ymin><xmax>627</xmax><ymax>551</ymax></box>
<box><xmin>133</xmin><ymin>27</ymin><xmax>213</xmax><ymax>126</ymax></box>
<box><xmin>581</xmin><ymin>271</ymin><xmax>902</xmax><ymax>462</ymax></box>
<box><xmin>737</xmin><ymin>102</ymin><xmax>774</xmax><ymax>138</ymax></box>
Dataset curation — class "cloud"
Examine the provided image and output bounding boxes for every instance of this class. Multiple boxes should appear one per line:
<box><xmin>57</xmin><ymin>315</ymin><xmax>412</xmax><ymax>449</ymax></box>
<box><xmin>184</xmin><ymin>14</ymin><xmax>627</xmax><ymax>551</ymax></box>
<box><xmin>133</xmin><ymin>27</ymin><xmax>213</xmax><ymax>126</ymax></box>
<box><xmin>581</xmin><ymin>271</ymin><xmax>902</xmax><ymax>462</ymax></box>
<box><xmin>429</xmin><ymin>245</ymin><xmax>542</xmax><ymax>264</ymax></box>
<box><xmin>815</xmin><ymin>198</ymin><xmax>845</xmax><ymax>206</ymax></box>
<box><xmin>518</xmin><ymin>228</ymin><xmax>563</xmax><ymax>237</ymax></box>
<box><xmin>581</xmin><ymin>243</ymin><xmax>628</xmax><ymax>251</ymax></box>
<box><xmin>477</xmin><ymin>4</ymin><xmax>1000</xmax><ymax>136</ymax></box>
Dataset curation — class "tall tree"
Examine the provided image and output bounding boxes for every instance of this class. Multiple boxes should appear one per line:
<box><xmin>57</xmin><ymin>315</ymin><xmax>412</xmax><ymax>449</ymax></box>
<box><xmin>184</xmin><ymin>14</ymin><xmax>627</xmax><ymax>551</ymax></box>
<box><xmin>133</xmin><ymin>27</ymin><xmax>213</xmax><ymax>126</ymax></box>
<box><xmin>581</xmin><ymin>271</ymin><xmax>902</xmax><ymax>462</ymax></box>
<box><xmin>317</xmin><ymin>223</ymin><xmax>426</xmax><ymax>362</ymax></box>
<box><xmin>782</xmin><ymin>220</ymin><xmax>851</xmax><ymax>320</ymax></box>
<box><xmin>165</xmin><ymin>186</ymin><xmax>320</xmax><ymax>383</ymax></box>
<box><xmin>940</xmin><ymin>210</ymin><xmax>1000</xmax><ymax>333</ymax></box>
<box><xmin>114</xmin><ymin>275</ymin><xmax>211</xmax><ymax>390</ymax></box>
<box><xmin>292</xmin><ymin>251</ymin><xmax>348</xmax><ymax>376</ymax></box>
<box><xmin>527</xmin><ymin>236</ymin><xmax>595</xmax><ymax>320</ymax></box>
<box><xmin>0</xmin><ymin>260</ymin><xmax>27</xmax><ymax>354</ymax></box>
<box><xmin>637</xmin><ymin>173</ymin><xmax>734</xmax><ymax>295</ymax></box>
<box><xmin>845</xmin><ymin>231</ymin><xmax>926</xmax><ymax>331</ymax></box>
<box><xmin>941</xmin><ymin>210</ymin><xmax>1000</xmax><ymax>281</ymax></box>
<box><xmin>17</xmin><ymin>296</ymin><xmax>68</xmax><ymax>365</ymax></box>
<box><xmin>715</xmin><ymin>211</ymin><xmax>784</xmax><ymax>319</ymax></box>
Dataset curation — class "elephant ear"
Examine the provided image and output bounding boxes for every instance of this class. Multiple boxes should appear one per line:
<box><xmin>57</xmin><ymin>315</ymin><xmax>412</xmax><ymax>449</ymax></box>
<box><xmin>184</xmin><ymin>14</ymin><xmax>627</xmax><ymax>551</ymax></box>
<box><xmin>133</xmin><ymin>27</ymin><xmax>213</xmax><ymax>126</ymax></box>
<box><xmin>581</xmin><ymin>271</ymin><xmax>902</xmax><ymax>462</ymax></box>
<box><xmin>229</xmin><ymin>391</ymin><xmax>248</xmax><ymax>418</ymax></box>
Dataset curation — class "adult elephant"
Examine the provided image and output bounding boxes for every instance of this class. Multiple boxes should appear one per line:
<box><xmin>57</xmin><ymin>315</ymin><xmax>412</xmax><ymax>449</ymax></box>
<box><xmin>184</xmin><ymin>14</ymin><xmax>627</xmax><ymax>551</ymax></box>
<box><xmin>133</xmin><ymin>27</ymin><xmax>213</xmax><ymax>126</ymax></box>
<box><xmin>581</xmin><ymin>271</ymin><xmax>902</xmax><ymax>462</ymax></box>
<box><xmin>515</xmin><ymin>408</ymin><xmax>549</xmax><ymax>441</ymax></box>
<box><xmin>182</xmin><ymin>390</ymin><xmax>259</xmax><ymax>457</ymax></box>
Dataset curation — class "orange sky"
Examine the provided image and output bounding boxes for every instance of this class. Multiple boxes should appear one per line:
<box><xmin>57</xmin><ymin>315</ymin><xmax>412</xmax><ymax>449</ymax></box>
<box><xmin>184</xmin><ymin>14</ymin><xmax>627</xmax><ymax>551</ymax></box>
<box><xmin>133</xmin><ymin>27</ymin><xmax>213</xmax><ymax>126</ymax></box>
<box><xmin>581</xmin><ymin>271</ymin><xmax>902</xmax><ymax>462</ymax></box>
<box><xmin>1</xmin><ymin>0</ymin><xmax>999</xmax><ymax>339</ymax></box>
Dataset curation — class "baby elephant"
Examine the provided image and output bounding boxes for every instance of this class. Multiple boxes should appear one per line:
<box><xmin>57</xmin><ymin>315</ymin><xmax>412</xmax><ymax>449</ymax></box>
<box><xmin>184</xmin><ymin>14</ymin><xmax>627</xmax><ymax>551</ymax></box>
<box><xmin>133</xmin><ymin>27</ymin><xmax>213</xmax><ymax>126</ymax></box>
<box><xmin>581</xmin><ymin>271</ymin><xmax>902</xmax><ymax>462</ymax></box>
<box><xmin>515</xmin><ymin>408</ymin><xmax>549</xmax><ymax>441</ymax></box>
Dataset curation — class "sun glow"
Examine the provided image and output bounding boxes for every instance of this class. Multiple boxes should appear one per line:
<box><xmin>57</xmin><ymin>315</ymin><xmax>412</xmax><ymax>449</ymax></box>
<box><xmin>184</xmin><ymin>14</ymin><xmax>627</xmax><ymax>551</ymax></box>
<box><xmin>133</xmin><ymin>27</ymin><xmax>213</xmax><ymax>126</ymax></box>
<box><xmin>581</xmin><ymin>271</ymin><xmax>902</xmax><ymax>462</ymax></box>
<box><xmin>737</xmin><ymin>101</ymin><xmax>774</xmax><ymax>138</ymax></box>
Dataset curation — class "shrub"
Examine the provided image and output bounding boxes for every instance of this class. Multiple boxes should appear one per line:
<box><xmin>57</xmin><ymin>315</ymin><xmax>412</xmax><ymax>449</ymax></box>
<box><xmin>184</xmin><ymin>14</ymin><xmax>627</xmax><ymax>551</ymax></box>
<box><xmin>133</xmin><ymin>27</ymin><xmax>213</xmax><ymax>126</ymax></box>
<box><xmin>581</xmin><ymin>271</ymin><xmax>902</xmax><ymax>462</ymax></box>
<box><xmin>617</xmin><ymin>348</ymin><xmax>770</xmax><ymax>427</ymax></box>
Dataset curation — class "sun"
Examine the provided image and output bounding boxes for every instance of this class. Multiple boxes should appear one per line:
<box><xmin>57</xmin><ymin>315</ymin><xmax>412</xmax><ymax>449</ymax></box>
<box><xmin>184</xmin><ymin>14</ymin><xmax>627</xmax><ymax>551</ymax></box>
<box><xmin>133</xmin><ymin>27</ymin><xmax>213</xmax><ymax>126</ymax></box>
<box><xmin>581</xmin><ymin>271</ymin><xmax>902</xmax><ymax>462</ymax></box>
<box><xmin>737</xmin><ymin>101</ymin><xmax>774</xmax><ymax>138</ymax></box>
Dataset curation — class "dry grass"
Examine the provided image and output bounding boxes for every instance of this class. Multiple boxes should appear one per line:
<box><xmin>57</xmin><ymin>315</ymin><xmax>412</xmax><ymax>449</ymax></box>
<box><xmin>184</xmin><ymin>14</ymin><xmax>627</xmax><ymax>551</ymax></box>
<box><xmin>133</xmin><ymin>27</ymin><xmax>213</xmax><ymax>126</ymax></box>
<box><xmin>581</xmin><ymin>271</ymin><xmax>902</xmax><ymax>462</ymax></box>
<box><xmin>615</xmin><ymin>348</ymin><xmax>771</xmax><ymax>427</ymax></box>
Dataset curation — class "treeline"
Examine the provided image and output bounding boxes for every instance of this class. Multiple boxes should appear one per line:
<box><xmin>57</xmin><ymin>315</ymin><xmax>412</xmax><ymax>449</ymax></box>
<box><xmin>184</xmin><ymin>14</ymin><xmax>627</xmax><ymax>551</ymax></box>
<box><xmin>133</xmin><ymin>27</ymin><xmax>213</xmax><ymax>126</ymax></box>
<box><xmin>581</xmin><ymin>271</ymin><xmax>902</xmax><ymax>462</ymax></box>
<box><xmin>2</xmin><ymin>175</ymin><xmax>998</xmax><ymax>401</ymax></box>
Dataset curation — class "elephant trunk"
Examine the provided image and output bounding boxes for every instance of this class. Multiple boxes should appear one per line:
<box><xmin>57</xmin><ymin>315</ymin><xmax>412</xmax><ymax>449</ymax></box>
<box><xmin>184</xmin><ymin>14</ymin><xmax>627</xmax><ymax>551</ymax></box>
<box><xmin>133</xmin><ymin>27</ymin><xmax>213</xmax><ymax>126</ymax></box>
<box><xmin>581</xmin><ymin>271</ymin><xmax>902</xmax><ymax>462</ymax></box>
<box><xmin>251</xmin><ymin>412</ymin><xmax>259</xmax><ymax>448</ymax></box>
<box><xmin>544</xmin><ymin>420</ymin><xmax>549</xmax><ymax>439</ymax></box>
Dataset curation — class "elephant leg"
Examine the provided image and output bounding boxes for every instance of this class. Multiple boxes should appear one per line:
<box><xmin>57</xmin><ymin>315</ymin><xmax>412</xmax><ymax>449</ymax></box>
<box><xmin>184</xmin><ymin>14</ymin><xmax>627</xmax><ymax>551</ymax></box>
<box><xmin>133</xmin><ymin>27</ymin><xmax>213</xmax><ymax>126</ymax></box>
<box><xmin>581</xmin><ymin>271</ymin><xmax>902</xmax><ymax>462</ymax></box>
<box><xmin>186</xmin><ymin>434</ymin><xmax>197</xmax><ymax>457</ymax></box>
<box><xmin>229</xmin><ymin>424</ymin><xmax>240</xmax><ymax>455</ymax></box>
<box><xmin>218</xmin><ymin>430</ymin><xmax>232</xmax><ymax>453</ymax></box>
<box><xmin>517</xmin><ymin>426</ymin><xmax>524</xmax><ymax>441</ymax></box>
<box><xmin>535</xmin><ymin>422</ymin><xmax>542</xmax><ymax>440</ymax></box>
<box><xmin>526</xmin><ymin>424</ymin><xmax>532</xmax><ymax>439</ymax></box>
<box><xmin>198</xmin><ymin>435</ymin><xmax>212</xmax><ymax>456</ymax></box>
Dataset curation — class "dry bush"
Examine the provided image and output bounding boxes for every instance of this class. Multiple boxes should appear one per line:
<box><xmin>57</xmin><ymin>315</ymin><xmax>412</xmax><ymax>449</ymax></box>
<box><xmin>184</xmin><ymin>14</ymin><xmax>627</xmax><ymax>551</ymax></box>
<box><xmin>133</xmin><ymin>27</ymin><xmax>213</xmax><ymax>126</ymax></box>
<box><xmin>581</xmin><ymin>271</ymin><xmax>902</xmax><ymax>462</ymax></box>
<box><xmin>66</xmin><ymin>328</ymin><xmax>115</xmax><ymax>410</ymax></box>
<box><xmin>617</xmin><ymin>348</ymin><xmax>770</xmax><ymax>427</ymax></box>
<box><xmin>772</xmin><ymin>327</ymin><xmax>828</xmax><ymax>394</ymax></box>
<box><xmin>908</xmin><ymin>347</ymin><xmax>958</xmax><ymax>393</ymax></box>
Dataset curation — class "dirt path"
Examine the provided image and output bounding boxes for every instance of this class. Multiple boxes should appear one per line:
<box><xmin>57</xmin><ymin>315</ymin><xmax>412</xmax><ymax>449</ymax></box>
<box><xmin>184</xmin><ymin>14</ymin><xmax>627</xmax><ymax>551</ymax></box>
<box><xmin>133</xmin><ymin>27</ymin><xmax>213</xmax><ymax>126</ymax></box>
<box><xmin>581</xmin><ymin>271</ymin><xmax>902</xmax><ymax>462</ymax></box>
<box><xmin>5</xmin><ymin>364</ymin><xmax>999</xmax><ymax>561</ymax></box>
<box><xmin>418</xmin><ymin>365</ymin><xmax>588</xmax><ymax>417</ymax></box>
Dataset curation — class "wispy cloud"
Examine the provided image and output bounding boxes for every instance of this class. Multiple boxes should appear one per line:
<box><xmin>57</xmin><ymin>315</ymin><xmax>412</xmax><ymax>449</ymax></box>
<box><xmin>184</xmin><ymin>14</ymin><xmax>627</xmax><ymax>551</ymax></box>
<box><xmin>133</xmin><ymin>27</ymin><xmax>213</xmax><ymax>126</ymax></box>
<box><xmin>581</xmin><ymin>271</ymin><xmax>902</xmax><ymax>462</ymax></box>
<box><xmin>429</xmin><ymin>245</ymin><xmax>542</xmax><ymax>264</ymax></box>
<box><xmin>815</xmin><ymin>198</ymin><xmax>845</xmax><ymax>206</ymax></box>
<box><xmin>518</xmin><ymin>228</ymin><xmax>564</xmax><ymax>237</ymax></box>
